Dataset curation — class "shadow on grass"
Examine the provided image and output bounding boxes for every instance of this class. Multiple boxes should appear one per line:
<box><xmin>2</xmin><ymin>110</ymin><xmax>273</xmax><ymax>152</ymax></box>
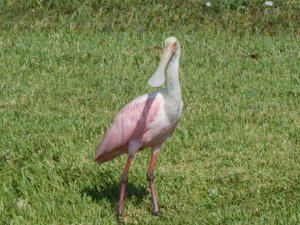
<box><xmin>82</xmin><ymin>183</ymin><xmax>148</xmax><ymax>206</ymax></box>
<box><xmin>82</xmin><ymin>174</ymin><xmax>148</xmax><ymax>209</ymax></box>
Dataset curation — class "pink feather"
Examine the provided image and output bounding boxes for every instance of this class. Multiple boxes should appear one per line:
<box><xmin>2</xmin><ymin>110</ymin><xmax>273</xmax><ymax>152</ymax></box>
<box><xmin>94</xmin><ymin>94</ymin><xmax>163</xmax><ymax>163</ymax></box>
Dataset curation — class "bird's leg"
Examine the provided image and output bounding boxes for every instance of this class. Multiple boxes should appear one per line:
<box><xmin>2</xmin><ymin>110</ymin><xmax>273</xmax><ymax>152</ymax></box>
<box><xmin>147</xmin><ymin>151</ymin><xmax>161</xmax><ymax>216</ymax></box>
<box><xmin>116</xmin><ymin>155</ymin><xmax>133</xmax><ymax>219</ymax></box>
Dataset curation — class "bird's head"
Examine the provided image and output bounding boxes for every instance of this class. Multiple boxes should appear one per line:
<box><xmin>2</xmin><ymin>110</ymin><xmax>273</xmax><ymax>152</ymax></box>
<box><xmin>148</xmin><ymin>36</ymin><xmax>180</xmax><ymax>88</ymax></box>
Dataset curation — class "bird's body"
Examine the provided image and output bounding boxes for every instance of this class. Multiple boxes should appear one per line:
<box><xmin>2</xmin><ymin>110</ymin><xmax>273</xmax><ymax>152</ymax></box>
<box><xmin>95</xmin><ymin>90</ymin><xmax>183</xmax><ymax>163</ymax></box>
<box><xmin>94</xmin><ymin>36</ymin><xmax>182</xmax><ymax>218</ymax></box>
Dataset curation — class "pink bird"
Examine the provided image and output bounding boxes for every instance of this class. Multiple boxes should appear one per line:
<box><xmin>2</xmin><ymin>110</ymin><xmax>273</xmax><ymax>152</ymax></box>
<box><xmin>94</xmin><ymin>37</ymin><xmax>183</xmax><ymax>218</ymax></box>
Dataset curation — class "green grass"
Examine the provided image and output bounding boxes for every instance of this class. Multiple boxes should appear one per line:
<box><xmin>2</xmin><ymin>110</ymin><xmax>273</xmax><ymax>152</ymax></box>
<box><xmin>1</xmin><ymin>0</ymin><xmax>299</xmax><ymax>35</ymax></box>
<box><xmin>1</xmin><ymin>23</ymin><xmax>300</xmax><ymax>224</ymax></box>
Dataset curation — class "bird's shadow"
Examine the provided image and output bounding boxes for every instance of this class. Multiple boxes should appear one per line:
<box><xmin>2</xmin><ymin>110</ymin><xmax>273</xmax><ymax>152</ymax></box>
<box><xmin>81</xmin><ymin>170</ymin><xmax>148</xmax><ymax>208</ymax></box>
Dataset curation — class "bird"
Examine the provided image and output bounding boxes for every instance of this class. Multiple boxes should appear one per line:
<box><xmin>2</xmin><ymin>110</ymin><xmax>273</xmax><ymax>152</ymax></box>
<box><xmin>94</xmin><ymin>36</ymin><xmax>183</xmax><ymax>218</ymax></box>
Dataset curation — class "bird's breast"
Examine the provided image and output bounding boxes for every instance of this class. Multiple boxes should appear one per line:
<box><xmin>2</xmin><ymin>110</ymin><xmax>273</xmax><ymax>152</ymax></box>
<box><xmin>163</xmin><ymin>98</ymin><xmax>183</xmax><ymax>124</ymax></box>
<box><xmin>139</xmin><ymin>94</ymin><xmax>183</xmax><ymax>148</ymax></box>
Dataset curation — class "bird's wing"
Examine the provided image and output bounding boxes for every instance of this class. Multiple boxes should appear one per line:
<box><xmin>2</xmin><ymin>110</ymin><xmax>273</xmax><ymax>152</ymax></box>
<box><xmin>94</xmin><ymin>93</ymin><xmax>163</xmax><ymax>163</ymax></box>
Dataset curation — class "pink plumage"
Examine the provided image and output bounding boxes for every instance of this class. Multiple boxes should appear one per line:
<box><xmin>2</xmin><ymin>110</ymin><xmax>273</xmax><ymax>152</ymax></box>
<box><xmin>94</xmin><ymin>94</ymin><xmax>163</xmax><ymax>163</ymax></box>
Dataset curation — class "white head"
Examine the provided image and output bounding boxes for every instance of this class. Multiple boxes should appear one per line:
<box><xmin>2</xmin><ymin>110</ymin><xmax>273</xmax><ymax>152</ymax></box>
<box><xmin>148</xmin><ymin>36</ymin><xmax>180</xmax><ymax>87</ymax></box>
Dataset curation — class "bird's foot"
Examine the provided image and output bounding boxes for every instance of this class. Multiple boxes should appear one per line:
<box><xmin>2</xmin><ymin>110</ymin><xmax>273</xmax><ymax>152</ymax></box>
<box><xmin>116</xmin><ymin>214</ymin><xmax>129</xmax><ymax>223</ymax></box>
<box><xmin>152</xmin><ymin>209</ymin><xmax>162</xmax><ymax>217</ymax></box>
<box><xmin>116</xmin><ymin>214</ymin><xmax>122</xmax><ymax>221</ymax></box>
<box><xmin>116</xmin><ymin>208</ymin><xmax>123</xmax><ymax>221</ymax></box>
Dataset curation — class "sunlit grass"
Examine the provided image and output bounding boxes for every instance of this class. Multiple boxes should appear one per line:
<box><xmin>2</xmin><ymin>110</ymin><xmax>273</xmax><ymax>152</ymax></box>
<box><xmin>1</xmin><ymin>0</ymin><xmax>299</xmax><ymax>34</ymax></box>
<box><xmin>1</xmin><ymin>28</ymin><xmax>300</xmax><ymax>224</ymax></box>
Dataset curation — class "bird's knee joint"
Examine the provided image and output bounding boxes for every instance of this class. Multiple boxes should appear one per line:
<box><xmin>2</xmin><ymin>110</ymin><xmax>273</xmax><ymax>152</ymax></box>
<box><xmin>121</xmin><ymin>173</ymin><xmax>128</xmax><ymax>183</ymax></box>
<box><xmin>147</xmin><ymin>172</ymin><xmax>154</xmax><ymax>181</ymax></box>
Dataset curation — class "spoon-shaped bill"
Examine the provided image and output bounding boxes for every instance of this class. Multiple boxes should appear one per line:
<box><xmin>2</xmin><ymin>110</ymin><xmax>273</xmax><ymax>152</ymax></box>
<box><xmin>148</xmin><ymin>44</ymin><xmax>175</xmax><ymax>87</ymax></box>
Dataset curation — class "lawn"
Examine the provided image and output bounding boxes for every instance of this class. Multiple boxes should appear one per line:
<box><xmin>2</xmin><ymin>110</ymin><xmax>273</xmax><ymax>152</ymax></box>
<box><xmin>1</xmin><ymin>7</ymin><xmax>300</xmax><ymax>225</ymax></box>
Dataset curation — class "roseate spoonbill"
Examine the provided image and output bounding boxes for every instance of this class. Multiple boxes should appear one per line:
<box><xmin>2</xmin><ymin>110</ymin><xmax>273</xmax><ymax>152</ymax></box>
<box><xmin>94</xmin><ymin>36</ymin><xmax>183</xmax><ymax>218</ymax></box>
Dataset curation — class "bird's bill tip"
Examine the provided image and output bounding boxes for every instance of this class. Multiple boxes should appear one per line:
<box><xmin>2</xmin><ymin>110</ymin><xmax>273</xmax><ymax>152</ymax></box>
<box><xmin>148</xmin><ymin>70</ymin><xmax>165</xmax><ymax>87</ymax></box>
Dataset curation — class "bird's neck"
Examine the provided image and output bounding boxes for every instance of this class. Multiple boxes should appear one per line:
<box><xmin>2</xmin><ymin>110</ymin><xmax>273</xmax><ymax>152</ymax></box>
<box><xmin>166</xmin><ymin>55</ymin><xmax>181</xmax><ymax>99</ymax></box>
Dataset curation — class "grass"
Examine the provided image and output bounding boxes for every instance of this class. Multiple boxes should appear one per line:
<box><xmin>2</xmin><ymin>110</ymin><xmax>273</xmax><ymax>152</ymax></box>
<box><xmin>1</xmin><ymin>5</ymin><xmax>300</xmax><ymax>224</ymax></box>
<box><xmin>1</xmin><ymin>0</ymin><xmax>299</xmax><ymax>34</ymax></box>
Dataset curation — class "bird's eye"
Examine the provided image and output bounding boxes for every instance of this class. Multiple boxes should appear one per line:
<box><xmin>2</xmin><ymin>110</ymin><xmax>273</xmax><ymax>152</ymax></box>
<box><xmin>172</xmin><ymin>42</ymin><xmax>177</xmax><ymax>49</ymax></box>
